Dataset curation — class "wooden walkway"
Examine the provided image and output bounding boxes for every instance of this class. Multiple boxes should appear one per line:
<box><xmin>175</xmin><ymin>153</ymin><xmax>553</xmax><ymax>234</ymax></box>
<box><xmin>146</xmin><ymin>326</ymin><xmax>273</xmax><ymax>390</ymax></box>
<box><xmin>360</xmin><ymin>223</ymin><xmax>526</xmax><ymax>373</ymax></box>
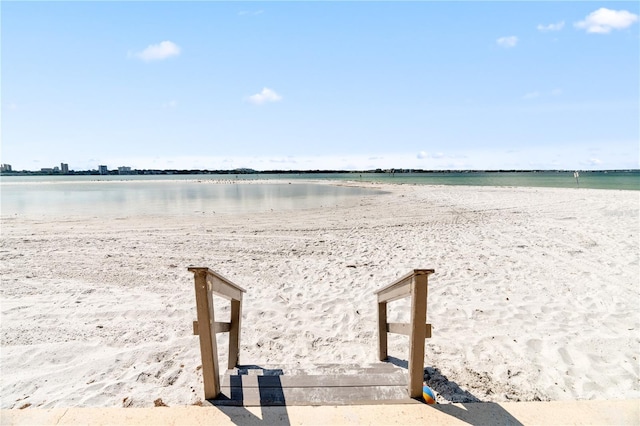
<box><xmin>210</xmin><ymin>363</ymin><xmax>421</xmax><ymax>406</ymax></box>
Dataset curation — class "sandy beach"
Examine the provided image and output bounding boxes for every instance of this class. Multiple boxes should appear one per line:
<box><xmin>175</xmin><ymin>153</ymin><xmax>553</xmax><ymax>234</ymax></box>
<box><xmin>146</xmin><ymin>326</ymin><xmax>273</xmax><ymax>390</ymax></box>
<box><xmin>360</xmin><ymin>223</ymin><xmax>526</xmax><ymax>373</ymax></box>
<box><xmin>1</xmin><ymin>182</ymin><xmax>638</xmax><ymax>409</ymax></box>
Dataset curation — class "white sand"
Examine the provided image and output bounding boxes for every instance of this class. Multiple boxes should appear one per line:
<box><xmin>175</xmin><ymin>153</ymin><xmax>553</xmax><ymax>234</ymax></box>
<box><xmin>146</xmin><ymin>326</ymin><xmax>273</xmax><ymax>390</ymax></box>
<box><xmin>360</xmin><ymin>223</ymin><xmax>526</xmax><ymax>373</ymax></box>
<box><xmin>1</xmin><ymin>182</ymin><xmax>638</xmax><ymax>408</ymax></box>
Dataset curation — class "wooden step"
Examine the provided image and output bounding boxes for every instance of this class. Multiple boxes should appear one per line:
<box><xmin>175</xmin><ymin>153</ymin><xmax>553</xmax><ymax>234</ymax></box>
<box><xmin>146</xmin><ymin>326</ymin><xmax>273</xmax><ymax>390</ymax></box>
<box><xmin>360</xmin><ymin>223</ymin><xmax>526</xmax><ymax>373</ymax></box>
<box><xmin>209</xmin><ymin>364</ymin><xmax>418</xmax><ymax>406</ymax></box>
<box><xmin>222</xmin><ymin>372</ymin><xmax>408</xmax><ymax>388</ymax></box>
<box><xmin>227</xmin><ymin>363</ymin><xmax>404</xmax><ymax>376</ymax></box>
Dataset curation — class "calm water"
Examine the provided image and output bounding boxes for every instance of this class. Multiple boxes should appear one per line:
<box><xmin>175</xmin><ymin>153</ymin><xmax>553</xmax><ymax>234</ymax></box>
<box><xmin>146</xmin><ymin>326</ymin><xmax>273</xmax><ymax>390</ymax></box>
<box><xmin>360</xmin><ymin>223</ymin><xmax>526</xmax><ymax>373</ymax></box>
<box><xmin>0</xmin><ymin>179</ymin><xmax>384</xmax><ymax>217</ymax></box>
<box><xmin>1</xmin><ymin>171</ymin><xmax>637</xmax><ymax>217</ymax></box>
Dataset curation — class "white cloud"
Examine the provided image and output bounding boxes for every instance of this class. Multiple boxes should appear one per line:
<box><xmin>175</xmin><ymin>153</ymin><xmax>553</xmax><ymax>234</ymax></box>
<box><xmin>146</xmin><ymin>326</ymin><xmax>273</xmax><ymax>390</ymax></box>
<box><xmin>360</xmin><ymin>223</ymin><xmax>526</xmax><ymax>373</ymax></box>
<box><xmin>522</xmin><ymin>91</ymin><xmax>541</xmax><ymax>100</ymax></box>
<box><xmin>417</xmin><ymin>151</ymin><xmax>428</xmax><ymax>159</ymax></box>
<box><xmin>133</xmin><ymin>41</ymin><xmax>181</xmax><ymax>61</ymax></box>
<box><xmin>586</xmin><ymin>158</ymin><xmax>603</xmax><ymax>166</ymax></box>
<box><xmin>496</xmin><ymin>36</ymin><xmax>518</xmax><ymax>48</ymax></box>
<box><xmin>551</xmin><ymin>88</ymin><xmax>563</xmax><ymax>96</ymax></box>
<box><xmin>537</xmin><ymin>21</ymin><xmax>565</xmax><ymax>32</ymax></box>
<box><xmin>247</xmin><ymin>88</ymin><xmax>283</xmax><ymax>105</ymax></box>
<box><xmin>162</xmin><ymin>100</ymin><xmax>177</xmax><ymax>108</ymax></box>
<box><xmin>6</xmin><ymin>103</ymin><xmax>18</xmax><ymax>110</ymax></box>
<box><xmin>575</xmin><ymin>8</ymin><xmax>638</xmax><ymax>34</ymax></box>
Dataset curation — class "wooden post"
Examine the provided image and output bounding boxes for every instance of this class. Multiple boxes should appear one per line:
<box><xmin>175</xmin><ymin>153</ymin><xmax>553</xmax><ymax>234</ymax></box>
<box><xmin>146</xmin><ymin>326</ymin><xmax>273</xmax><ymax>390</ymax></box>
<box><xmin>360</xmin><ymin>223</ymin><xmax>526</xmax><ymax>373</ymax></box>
<box><xmin>374</xmin><ymin>269</ymin><xmax>433</xmax><ymax>399</ymax></box>
<box><xmin>228</xmin><ymin>299</ymin><xmax>242</xmax><ymax>369</ymax></box>
<box><xmin>378</xmin><ymin>301</ymin><xmax>388</xmax><ymax>361</ymax></box>
<box><xmin>193</xmin><ymin>269</ymin><xmax>220</xmax><ymax>399</ymax></box>
<box><xmin>408</xmin><ymin>272</ymin><xmax>428</xmax><ymax>398</ymax></box>
<box><xmin>190</xmin><ymin>267</ymin><xmax>246</xmax><ymax>400</ymax></box>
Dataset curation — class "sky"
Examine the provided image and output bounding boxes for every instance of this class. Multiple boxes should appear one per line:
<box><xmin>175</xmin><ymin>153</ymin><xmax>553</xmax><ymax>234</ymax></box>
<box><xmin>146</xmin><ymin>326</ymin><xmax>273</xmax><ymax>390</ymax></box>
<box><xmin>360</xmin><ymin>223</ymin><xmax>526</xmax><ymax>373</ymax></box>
<box><xmin>2</xmin><ymin>1</ymin><xmax>639</xmax><ymax>171</ymax></box>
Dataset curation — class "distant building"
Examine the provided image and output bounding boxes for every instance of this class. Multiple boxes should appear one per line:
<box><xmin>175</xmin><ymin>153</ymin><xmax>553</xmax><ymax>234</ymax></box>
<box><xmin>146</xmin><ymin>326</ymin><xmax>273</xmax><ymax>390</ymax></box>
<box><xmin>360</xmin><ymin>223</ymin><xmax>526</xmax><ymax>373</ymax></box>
<box><xmin>61</xmin><ymin>163</ymin><xmax>69</xmax><ymax>174</ymax></box>
<box><xmin>99</xmin><ymin>165</ymin><xmax>108</xmax><ymax>175</ymax></box>
<box><xmin>41</xmin><ymin>166</ymin><xmax>60</xmax><ymax>174</ymax></box>
<box><xmin>0</xmin><ymin>164</ymin><xmax>12</xmax><ymax>173</ymax></box>
<box><xmin>118</xmin><ymin>166</ymin><xmax>132</xmax><ymax>175</ymax></box>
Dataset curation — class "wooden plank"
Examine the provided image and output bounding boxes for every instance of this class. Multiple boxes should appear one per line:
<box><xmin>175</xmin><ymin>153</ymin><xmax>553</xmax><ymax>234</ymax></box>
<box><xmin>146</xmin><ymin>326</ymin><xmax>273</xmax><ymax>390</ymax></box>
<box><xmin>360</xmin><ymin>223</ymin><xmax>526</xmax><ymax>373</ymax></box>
<box><xmin>191</xmin><ymin>268</ymin><xmax>220</xmax><ymax>399</ymax></box>
<box><xmin>408</xmin><ymin>273</ymin><xmax>428</xmax><ymax>398</ymax></box>
<box><xmin>214</xmin><ymin>322</ymin><xmax>231</xmax><ymax>333</ymax></box>
<box><xmin>188</xmin><ymin>266</ymin><xmax>209</xmax><ymax>274</ymax></box>
<box><xmin>216</xmin><ymin>384</ymin><xmax>411</xmax><ymax>406</ymax></box>
<box><xmin>221</xmin><ymin>373</ymin><xmax>409</xmax><ymax>389</ymax></box>
<box><xmin>387</xmin><ymin>322</ymin><xmax>432</xmax><ymax>338</ymax></box>
<box><xmin>374</xmin><ymin>270</ymin><xmax>414</xmax><ymax>295</ymax></box>
<box><xmin>376</xmin><ymin>279</ymin><xmax>411</xmax><ymax>303</ymax></box>
<box><xmin>387</xmin><ymin>322</ymin><xmax>409</xmax><ymax>336</ymax></box>
<box><xmin>206</xmin><ymin>282</ymin><xmax>221</xmax><ymax>396</ymax></box>
<box><xmin>228</xmin><ymin>299</ymin><xmax>242</xmax><ymax>369</ymax></box>
<box><xmin>378</xmin><ymin>302</ymin><xmax>388</xmax><ymax>361</ymax></box>
<box><xmin>206</xmin><ymin>268</ymin><xmax>247</xmax><ymax>293</ymax></box>
<box><xmin>374</xmin><ymin>269</ymin><xmax>434</xmax><ymax>297</ymax></box>
<box><xmin>228</xmin><ymin>364</ymin><xmax>403</xmax><ymax>376</ymax></box>
<box><xmin>188</xmin><ymin>267</ymin><xmax>247</xmax><ymax>292</ymax></box>
<box><xmin>208</xmin><ymin>274</ymin><xmax>244</xmax><ymax>301</ymax></box>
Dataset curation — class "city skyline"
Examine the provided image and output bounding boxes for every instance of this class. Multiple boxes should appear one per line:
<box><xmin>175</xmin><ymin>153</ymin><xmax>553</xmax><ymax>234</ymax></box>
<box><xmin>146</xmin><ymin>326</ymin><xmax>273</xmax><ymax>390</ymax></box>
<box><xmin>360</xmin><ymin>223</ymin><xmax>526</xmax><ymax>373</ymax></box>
<box><xmin>2</xmin><ymin>2</ymin><xmax>639</xmax><ymax>171</ymax></box>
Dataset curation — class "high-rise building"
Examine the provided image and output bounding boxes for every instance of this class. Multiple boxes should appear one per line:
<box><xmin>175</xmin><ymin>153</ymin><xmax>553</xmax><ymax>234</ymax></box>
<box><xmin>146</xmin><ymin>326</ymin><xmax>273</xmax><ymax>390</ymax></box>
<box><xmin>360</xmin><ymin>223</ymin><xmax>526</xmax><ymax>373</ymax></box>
<box><xmin>99</xmin><ymin>165</ymin><xmax>108</xmax><ymax>175</ymax></box>
<box><xmin>118</xmin><ymin>166</ymin><xmax>132</xmax><ymax>175</ymax></box>
<box><xmin>61</xmin><ymin>163</ymin><xmax>69</xmax><ymax>174</ymax></box>
<box><xmin>0</xmin><ymin>164</ymin><xmax>12</xmax><ymax>173</ymax></box>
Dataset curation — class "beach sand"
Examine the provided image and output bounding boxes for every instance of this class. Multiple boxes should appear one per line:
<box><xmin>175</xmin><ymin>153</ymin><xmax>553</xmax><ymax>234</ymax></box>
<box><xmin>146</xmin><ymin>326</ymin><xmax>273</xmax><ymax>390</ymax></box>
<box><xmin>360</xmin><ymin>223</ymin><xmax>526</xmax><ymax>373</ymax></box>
<box><xmin>1</xmin><ymin>182</ymin><xmax>638</xmax><ymax>408</ymax></box>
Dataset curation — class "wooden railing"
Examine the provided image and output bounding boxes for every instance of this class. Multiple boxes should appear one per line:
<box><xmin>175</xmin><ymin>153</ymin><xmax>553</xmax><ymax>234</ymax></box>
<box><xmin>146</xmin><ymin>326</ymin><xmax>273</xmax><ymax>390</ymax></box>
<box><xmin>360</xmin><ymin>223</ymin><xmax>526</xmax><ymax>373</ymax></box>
<box><xmin>374</xmin><ymin>269</ymin><xmax>434</xmax><ymax>398</ymax></box>
<box><xmin>189</xmin><ymin>267</ymin><xmax>246</xmax><ymax>399</ymax></box>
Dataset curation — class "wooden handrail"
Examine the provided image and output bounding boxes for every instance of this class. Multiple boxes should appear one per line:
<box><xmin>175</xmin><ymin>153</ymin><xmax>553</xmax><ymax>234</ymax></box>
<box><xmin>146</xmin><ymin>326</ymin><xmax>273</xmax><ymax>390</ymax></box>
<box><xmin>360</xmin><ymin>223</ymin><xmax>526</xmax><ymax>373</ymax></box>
<box><xmin>374</xmin><ymin>269</ymin><xmax>434</xmax><ymax>399</ymax></box>
<box><xmin>189</xmin><ymin>267</ymin><xmax>246</xmax><ymax>399</ymax></box>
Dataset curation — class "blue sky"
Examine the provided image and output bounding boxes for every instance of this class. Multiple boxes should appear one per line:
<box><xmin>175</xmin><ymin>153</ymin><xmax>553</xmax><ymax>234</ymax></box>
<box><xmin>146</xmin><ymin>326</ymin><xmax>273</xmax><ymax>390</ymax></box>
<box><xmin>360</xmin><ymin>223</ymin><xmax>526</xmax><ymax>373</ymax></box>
<box><xmin>2</xmin><ymin>1</ymin><xmax>639</xmax><ymax>171</ymax></box>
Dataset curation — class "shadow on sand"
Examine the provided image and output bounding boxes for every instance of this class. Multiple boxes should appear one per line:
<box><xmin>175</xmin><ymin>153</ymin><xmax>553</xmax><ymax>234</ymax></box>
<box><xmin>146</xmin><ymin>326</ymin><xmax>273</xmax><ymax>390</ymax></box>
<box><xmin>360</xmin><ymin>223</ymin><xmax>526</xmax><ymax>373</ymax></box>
<box><xmin>386</xmin><ymin>356</ymin><xmax>524</xmax><ymax>426</ymax></box>
<box><xmin>205</xmin><ymin>365</ymin><xmax>291</xmax><ymax>426</ymax></box>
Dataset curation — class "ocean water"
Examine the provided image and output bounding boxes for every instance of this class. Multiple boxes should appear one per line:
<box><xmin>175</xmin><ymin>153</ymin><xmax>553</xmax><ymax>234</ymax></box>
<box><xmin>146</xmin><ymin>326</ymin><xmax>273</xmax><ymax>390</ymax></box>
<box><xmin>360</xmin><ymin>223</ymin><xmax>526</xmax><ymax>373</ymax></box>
<box><xmin>4</xmin><ymin>170</ymin><xmax>638</xmax><ymax>188</ymax></box>
<box><xmin>259</xmin><ymin>170</ymin><xmax>637</xmax><ymax>190</ymax></box>
<box><xmin>1</xmin><ymin>171</ymin><xmax>637</xmax><ymax>217</ymax></box>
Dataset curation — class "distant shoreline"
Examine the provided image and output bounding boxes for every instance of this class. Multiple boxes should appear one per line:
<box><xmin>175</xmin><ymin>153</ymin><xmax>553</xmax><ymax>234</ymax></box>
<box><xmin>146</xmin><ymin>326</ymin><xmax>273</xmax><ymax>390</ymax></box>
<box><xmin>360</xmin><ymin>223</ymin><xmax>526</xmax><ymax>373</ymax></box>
<box><xmin>1</xmin><ymin>168</ymin><xmax>638</xmax><ymax>177</ymax></box>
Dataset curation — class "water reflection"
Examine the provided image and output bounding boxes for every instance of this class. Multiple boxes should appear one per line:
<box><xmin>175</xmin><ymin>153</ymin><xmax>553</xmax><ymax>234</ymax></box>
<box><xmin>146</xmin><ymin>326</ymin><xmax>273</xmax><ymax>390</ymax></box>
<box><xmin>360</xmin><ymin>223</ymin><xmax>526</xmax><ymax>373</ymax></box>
<box><xmin>1</xmin><ymin>181</ymin><xmax>383</xmax><ymax>218</ymax></box>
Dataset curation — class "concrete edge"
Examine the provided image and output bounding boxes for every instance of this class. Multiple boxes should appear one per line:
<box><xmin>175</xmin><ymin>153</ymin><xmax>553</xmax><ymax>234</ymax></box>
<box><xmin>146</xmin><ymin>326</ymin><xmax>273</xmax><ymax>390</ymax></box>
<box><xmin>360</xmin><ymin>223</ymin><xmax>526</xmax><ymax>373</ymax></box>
<box><xmin>2</xmin><ymin>399</ymin><xmax>639</xmax><ymax>426</ymax></box>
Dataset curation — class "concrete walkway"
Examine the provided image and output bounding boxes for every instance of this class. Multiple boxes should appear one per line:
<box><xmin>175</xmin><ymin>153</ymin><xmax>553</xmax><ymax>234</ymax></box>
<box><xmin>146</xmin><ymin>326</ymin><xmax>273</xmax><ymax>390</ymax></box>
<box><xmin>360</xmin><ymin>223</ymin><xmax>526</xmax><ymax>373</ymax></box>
<box><xmin>2</xmin><ymin>399</ymin><xmax>638</xmax><ymax>425</ymax></box>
